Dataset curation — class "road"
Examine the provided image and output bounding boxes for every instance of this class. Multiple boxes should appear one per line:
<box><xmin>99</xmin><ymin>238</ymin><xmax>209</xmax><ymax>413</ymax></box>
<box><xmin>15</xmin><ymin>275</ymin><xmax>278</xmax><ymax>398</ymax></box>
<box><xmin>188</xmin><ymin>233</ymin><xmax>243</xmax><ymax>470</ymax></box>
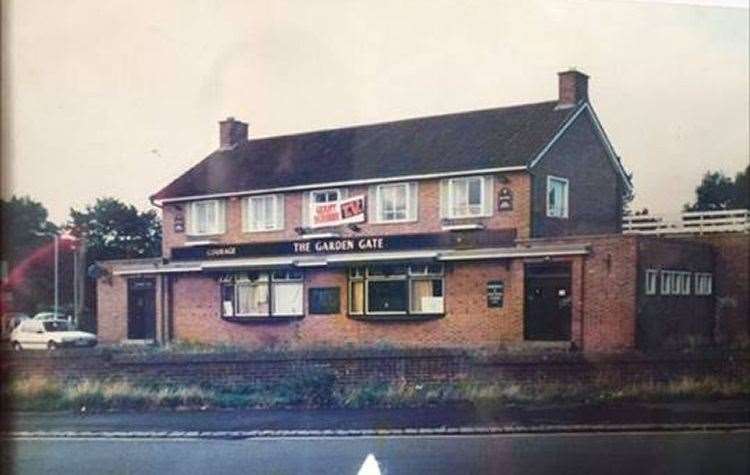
<box><xmin>6</xmin><ymin>430</ymin><xmax>750</xmax><ymax>475</ymax></box>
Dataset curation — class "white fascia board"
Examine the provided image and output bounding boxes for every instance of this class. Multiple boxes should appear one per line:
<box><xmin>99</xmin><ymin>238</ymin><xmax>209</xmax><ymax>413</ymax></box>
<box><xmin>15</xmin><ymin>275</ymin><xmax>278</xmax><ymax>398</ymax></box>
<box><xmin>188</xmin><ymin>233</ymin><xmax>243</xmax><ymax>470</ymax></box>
<box><xmin>326</xmin><ymin>250</ymin><xmax>440</xmax><ymax>264</ymax></box>
<box><xmin>154</xmin><ymin>166</ymin><xmax>527</xmax><ymax>204</ymax></box>
<box><xmin>200</xmin><ymin>257</ymin><xmax>295</xmax><ymax>270</ymax></box>
<box><xmin>113</xmin><ymin>266</ymin><xmax>202</xmax><ymax>276</ymax></box>
<box><xmin>438</xmin><ymin>246</ymin><xmax>589</xmax><ymax>261</ymax></box>
<box><xmin>528</xmin><ymin>102</ymin><xmax>632</xmax><ymax>191</ymax></box>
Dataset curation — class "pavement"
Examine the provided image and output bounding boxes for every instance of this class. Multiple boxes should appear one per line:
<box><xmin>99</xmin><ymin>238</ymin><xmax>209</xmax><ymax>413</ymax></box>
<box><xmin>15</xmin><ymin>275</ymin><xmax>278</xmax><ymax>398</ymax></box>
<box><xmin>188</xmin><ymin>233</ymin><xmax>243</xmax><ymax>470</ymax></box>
<box><xmin>3</xmin><ymin>399</ymin><xmax>749</xmax><ymax>438</ymax></box>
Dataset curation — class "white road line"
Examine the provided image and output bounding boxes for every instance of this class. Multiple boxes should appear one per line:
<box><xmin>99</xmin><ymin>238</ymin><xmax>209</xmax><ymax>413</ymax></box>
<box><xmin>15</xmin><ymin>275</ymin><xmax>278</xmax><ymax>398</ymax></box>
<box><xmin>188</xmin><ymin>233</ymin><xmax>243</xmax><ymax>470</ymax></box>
<box><xmin>3</xmin><ymin>425</ymin><xmax>749</xmax><ymax>441</ymax></box>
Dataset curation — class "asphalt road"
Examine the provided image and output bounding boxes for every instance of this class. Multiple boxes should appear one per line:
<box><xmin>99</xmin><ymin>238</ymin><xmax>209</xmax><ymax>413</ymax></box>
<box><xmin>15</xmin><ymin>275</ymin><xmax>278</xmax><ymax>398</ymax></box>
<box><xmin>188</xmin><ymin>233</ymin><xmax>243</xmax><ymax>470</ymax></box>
<box><xmin>7</xmin><ymin>400</ymin><xmax>750</xmax><ymax>433</ymax></box>
<box><xmin>6</xmin><ymin>431</ymin><xmax>750</xmax><ymax>475</ymax></box>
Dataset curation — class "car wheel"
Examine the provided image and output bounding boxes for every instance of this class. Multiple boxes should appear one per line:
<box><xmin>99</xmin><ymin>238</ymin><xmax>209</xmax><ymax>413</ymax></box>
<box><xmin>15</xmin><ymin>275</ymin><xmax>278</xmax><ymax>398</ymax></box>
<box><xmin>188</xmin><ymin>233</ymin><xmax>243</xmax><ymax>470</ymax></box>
<box><xmin>47</xmin><ymin>341</ymin><xmax>59</xmax><ymax>351</ymax></box>
<box><xmin>12</xmin><ymin>341</ymin><xmax>22</xmax><ymax>351</ymax></box>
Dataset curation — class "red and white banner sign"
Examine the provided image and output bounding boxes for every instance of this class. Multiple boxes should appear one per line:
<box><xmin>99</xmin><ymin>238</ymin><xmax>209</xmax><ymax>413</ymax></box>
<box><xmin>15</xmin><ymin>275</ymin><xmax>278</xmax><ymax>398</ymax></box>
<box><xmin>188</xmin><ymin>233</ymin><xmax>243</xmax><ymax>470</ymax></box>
<box><xmin>310</xmin><ymin>195</ymin><xmax>366</xmax><ymax>228</ymax></box>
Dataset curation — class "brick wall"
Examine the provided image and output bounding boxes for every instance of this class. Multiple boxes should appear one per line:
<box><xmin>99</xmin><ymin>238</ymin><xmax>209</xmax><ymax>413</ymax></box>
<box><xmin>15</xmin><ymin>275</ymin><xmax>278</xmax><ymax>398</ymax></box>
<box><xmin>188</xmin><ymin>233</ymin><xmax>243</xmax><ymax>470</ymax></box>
<box><xmin>161</xmin><ymin>172</ymin><xmax>533</xmax><ymax>255</ymax></box>
<box><xmin>170</xmin><ymin>261</ymin><xmax>526</xmax><ymax>349</ymax></box>
<box><xmin>693</xmin><ymin>234</ymin><xmax>749</xmax><ymax>345</ymax></box>
<box><xmin>636</xmin><ymin>237</ymin><xmax>715</xmax><ymax>349</ymax></box>
<box><xmin>4</xmin><ymin>349</ymin><xmax>748</xmax><ymax>389</ymax></box>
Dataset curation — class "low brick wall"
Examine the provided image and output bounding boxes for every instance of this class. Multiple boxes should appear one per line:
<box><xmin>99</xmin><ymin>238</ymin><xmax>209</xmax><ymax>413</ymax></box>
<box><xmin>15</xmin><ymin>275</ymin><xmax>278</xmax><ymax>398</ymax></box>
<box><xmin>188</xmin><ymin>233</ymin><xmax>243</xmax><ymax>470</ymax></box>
<box><xmin>3</xmin><ymin>348</ymin><xmax>748</xmax><ymax>388</ymax></box>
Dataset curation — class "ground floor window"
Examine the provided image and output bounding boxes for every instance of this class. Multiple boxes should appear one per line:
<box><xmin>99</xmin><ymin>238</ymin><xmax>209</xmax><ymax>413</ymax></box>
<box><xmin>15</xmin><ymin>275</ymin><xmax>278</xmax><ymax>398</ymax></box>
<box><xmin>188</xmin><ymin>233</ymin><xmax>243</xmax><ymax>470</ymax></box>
<box><xmin>348</xmin><ymin>264</ymin><xmax>444</xmax><ymax>316</ymax></box>
<box><xmin>695</xmin><ymin>272</ymin><xmax>713</xmax><ymax>296</ymax></box>
<box><xmin>220</xmin><ymin>270</ymin><xmax>303</xmax><ymax>318</ymax></box>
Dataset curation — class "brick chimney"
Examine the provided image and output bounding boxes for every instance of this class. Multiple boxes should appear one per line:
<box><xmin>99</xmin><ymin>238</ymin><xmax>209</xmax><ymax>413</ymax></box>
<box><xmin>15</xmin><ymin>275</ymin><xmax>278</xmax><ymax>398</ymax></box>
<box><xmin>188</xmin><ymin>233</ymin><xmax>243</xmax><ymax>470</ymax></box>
<box><xmin>557</xmin><ymin>69</ymin><xmax>589</xmax><ymax>108</ymax></box>
<box><xmin>219</xmin><ymin>117</ymin><xmax>248</xmax><ymax>150</ymax></box>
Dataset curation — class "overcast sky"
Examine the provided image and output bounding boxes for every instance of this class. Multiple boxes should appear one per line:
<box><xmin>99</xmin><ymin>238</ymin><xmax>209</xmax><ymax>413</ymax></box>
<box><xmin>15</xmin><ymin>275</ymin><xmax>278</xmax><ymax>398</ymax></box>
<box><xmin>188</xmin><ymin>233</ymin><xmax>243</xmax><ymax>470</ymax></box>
<box><xmin>2</xmin><ymin>0</ymin><xmax>748</xmax><ymax>223</ymax></box>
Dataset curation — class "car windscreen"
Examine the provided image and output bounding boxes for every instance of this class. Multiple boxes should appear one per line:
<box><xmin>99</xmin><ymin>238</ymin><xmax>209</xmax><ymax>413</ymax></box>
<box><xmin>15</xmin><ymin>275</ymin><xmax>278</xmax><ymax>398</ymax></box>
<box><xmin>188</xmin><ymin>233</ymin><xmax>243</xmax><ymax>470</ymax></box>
<box><xmin>43</xmin><ymin>321</ymin><xmax>73</xmax><ymax>332</ymax></box>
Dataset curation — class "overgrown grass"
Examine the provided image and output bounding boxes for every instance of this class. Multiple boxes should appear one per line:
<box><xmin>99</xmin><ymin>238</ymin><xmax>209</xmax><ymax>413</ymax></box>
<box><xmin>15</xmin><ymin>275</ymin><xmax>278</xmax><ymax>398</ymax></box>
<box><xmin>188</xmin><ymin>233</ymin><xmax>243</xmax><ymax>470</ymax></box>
<box><xmin>4</xmin><ymin>373</ymin><xmax>749</xmax><ymax>413</ymax></box>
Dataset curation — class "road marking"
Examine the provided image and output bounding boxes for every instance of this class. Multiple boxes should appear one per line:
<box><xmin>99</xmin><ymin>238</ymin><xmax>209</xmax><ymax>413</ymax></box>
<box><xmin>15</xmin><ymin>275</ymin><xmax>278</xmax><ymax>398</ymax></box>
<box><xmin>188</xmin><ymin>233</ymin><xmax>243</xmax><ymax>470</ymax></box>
<box><xmin>358</xmin><ymin>454</ymin><xmax>382</xmax><ymax>475</ymax></box>
<box><xmin>3</xmin><ymin>424</ymin><xmax>749</xmax><ymax>441</ymax></box>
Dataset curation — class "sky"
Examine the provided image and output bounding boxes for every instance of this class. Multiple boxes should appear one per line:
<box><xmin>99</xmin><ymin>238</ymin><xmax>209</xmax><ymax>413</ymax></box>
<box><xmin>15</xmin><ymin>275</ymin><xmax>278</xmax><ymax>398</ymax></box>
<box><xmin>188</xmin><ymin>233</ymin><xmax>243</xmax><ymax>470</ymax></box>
<box><xmin>2</xmin><ymin>0</ymin><xmax>748</xmax><ymax>223</ymax></box>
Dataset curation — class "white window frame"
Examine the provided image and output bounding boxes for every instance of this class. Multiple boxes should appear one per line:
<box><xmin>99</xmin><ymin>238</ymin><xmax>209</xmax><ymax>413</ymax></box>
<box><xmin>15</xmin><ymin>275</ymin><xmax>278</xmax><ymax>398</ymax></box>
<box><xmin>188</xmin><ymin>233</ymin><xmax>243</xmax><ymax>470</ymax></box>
<box><xmin>187</xmin><ymin>199</ymin><xmax>225</xmax><ymax>236</ymax></box>
<box><xmin>644</xmin><ymin>269</ymin><xmax>658</xmax><ymax>296</ymax></box>
<box><xmin>695</xmin><ymin>273</ymin><xmax>713</xmax><ymax>296</ymax></box>
<box><xmin>680</xmin><ymin>272</ymin><xmax>691</xmax><ymax>295</ymax></box>
<box><xmin>447</xmin><ymin>176</ymin><xmax>486</xmax><ymax>219</ymax></box>
<box><xmin>245</xmin><ymin>194</ymin><xmax>283</xmax><ymax>232</ymax></box>
<box><xmin>307</xmin><ymin>188</ymin><xmax>341</xmax><ymax>227</ymax></box>
<box><xmin>660</xmin><ymin>270</ymin><xmax>675</xmax><ymax>296</ymax></box>
<box><xmin>221</xmin><ymin>271</ymin><xmax>304</xmax><ymax>318</ymax></box>
<box><xmin>348</xmin><ymin>264</ymin><xmax>445</xmax><ymax>316</ymax></box>
<box><xmin>376</xmin><ymin>183</ymin><xmax>411</xmax><ymax>223</ymax></box>
<box><xmin>546</xmin><ymin>176</ymin><xmax>569</xmax><ymax>219</ymax></box>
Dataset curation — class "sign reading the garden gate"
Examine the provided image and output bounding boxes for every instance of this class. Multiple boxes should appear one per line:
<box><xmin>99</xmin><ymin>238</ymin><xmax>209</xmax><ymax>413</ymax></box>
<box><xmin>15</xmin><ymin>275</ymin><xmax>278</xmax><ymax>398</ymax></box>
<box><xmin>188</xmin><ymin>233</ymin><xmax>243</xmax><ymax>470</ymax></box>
<box><xmin>170</xmin><ymin>230</ymin><xmax>516</xmax><ymax>261</ymax></box>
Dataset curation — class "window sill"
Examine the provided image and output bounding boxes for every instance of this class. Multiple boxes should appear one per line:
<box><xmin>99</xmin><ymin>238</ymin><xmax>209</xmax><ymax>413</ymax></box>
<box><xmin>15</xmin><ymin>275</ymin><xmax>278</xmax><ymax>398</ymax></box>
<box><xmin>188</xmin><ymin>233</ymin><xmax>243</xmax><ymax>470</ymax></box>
<box><xmin>221</xmin><ymin>315</ymin><xmax>304</xmax><ymax>323</ymax></box>
<box><xmin>347</xmin><ymin>313</ymin><xmax>444</xmax><ymax>322</ymax></box>
<box><xmin>371</xmin><ymin>219</ymin><xmax>418</xmax><ymax>226</ymax></box>
<box><xmin>441</xmin><ymin>223</ymin><xmax>485</xmax><ymax>231</ymax></box>
<box><xmin>243</xmin><ymin>228</ymin><xmax>284</xmax><ymax>234</ymax></box>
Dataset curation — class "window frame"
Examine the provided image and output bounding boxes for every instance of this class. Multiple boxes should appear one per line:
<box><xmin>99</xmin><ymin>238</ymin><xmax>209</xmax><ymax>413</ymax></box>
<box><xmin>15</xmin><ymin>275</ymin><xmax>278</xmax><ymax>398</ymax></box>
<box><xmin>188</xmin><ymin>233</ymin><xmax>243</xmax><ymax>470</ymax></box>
<box><xmin>220</xmin><ymin>271</ymin><xmax>305</xmax><ymax>319</ymax></box>
<box><xmin>187</xmin><ymin>199</ymin><xmax>225</xmax><ymax>236</ymax></box>
<box><xmin>447</xmin><ymin>176</ymin><xmax>486</xmax><ymax>219</ymax></box>
<box><xmin>376</xmin><ymin>182</ymin><xmax>412</xmax><ymax>223</ymax></box>
<box><xmin>695</xmin><ymin>272</ymin><xmax>713</xmax><ymax>296</ymax></box>
<box><xmin>644</xmin><ymin>269</ymin><xmax>658</xmax><ymax>296</ymax></box>
<box><xmin>348</xmin><ymin>264</ymin><xmax>445</xmax><ymax>317</ymax></box>
<box><xmin>245</xmin><ymin>194</ymin><xmax>284</xmax><ymax>233</ymax></box>
<box><xmin>546</xmin><ymin>176</ymin><xmax>569</xmax><ymax>219</ymax></box>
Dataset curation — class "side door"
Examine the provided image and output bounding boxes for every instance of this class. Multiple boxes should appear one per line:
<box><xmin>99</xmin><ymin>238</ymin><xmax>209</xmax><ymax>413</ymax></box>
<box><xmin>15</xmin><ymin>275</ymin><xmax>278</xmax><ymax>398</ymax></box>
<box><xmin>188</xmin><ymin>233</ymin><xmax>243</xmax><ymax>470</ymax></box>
<box><xmin>128</xmin><ymin>278</ymin><xmax>156</xmax><ymax>340</ymax></box>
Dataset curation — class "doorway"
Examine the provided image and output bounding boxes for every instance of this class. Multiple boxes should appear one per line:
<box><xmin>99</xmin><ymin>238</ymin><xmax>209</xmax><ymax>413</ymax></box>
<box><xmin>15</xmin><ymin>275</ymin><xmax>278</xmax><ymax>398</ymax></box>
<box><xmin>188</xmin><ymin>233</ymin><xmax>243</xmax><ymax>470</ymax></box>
<box><xmin>127</xmin><ymin>278</ymin><xmax>156</xmax><ymax>340</ymax></box>
<box><xmin>524</xmin><ymin>263</ymin><xmax>572</xmax><ymax>341</ymax></box>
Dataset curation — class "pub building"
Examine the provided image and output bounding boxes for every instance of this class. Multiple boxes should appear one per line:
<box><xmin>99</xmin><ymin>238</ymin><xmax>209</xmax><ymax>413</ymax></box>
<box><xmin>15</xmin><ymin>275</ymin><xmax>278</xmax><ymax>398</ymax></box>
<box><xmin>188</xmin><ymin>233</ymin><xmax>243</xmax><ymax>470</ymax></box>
<box><xmin>96</xmin><ymin>70</ymin><xmax>720</xmax><ymax>352</ymax></box>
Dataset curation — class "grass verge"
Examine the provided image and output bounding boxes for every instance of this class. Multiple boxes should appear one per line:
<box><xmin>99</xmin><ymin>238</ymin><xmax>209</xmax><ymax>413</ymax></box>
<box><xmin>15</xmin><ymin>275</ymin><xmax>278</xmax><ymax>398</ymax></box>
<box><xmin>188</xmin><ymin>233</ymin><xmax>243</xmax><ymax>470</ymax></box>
<box><xmin>4</xmin><ymin>373</ymin><xmax>749</xmax><ymax>413</ymax></box>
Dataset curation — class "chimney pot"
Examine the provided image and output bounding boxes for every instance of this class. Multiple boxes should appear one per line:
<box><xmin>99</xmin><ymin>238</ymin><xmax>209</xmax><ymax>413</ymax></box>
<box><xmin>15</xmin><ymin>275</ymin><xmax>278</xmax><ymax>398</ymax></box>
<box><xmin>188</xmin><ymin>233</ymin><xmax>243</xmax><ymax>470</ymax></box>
<box><xmin>557</xmin><ymin>69</ymin><xmax>589</xmax><ymax>108</ymax></box>
<box><xmin>219</xmin><ymin>117</ymin><xmax>248</xmax><ymax>149</ymax></box>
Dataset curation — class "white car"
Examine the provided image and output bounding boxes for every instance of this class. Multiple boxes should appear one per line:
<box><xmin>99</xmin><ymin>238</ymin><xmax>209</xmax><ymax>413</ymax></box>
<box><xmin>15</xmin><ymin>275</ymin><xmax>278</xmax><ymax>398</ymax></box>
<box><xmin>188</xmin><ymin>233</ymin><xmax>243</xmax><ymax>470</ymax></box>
<box><xmin>10</xmin><ymin>319</ymin><xmax>97</xmax><ymax>351</ymax></box>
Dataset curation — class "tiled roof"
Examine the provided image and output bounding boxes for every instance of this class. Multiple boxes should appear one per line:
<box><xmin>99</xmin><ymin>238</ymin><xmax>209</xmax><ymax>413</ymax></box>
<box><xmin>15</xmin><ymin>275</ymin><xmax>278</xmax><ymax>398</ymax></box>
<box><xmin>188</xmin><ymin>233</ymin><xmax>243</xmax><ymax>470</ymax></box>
<box><xmin>152</xmin><ymin>100</ymin><xmax>578</xmax><ymax>200</ymax></box>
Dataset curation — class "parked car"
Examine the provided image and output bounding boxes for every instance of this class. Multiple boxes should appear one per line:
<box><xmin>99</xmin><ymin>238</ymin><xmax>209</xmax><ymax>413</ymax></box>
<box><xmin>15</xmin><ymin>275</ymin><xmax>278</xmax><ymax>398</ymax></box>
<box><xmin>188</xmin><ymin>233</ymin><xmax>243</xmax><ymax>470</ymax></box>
<box><xmin>32</xmin><ymin>311</ymin><xmax>71</xmax><ymax>322</ymax></box>
<box><xmin>10</xmin><ymin>319</ymin><xmax>97</xmax><ymax>351</ymax></box>
<box><xmin>1</xmin><ymin>312</ymin><xmax>30</xmax><ymax>340</ymax></box>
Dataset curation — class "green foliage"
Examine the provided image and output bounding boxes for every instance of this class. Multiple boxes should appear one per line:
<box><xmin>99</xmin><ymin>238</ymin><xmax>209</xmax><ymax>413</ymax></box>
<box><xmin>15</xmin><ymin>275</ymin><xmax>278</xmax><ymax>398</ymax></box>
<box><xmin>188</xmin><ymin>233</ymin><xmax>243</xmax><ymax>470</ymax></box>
<box><xmin>5</xmin><ymin>374</ymin><xmax>750</xmax><ymax>412</ymax></box>
<box><xmin>685</xmin><ymin>165</ymin><xmax>749</xmax><ymax>211</ymax></box>
<box><xmin>0</xmin><ymin>196</ymin><xmax>59</xmax><ymax>312</ymax></box>
<box><xmin>0</xmin><ymin>196</ymin><xmax>58</xmax><ymax>265</ymax></box>
<box><xmin>69</xmin><ymin>197</ymin><xmax>161</xmax><ymax>262</ymax></box>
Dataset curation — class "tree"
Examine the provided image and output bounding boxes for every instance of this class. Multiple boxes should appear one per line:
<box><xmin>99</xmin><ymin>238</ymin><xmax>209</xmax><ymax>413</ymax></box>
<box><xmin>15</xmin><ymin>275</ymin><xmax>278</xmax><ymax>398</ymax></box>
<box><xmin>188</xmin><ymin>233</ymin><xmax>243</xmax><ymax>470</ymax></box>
<box><xmin>0</xmin><ymin>196</ymin><xmax>59</xmax><ymax>313</ymax></box>
<box><xmin>0</xmin><ymin>196</ymin><xmax>58</xmax><ymax>266</ymax></box>
<box><xmin>685</xmin><ymin>165</ymin><xmax>749</xmax><ymax>211</ymax></box>
<box><xmin>69</xmin><ymin>197</ymin><xmax>162</xmax><ymax>262</ymax></box>
<box><xmin>68</xmin><ymin>198</ymin><xmax>162</xmax><ymax>331</ymax></box>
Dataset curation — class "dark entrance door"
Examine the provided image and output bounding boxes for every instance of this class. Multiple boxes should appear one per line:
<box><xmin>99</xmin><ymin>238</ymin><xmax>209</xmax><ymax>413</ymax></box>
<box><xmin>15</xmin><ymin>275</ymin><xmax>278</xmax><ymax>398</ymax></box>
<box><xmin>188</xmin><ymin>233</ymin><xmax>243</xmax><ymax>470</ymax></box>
<box><xmin>127</xmin><ymin>278</ymin><xmax>156</xmax><ymax>340</ymax></box>
<box><xmin>524</xmin><ymin>263</ymin><xmax>572</xmax><ymax>341</ymax></box>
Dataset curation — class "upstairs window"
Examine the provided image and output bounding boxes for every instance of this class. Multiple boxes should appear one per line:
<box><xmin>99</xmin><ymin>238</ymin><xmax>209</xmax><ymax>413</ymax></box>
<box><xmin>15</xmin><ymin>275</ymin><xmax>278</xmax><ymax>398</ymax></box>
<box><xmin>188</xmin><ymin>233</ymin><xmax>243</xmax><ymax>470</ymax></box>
<box><xmin>305</xmin><ymin>188</ymin><xmax>342</xmax><ymax>227</ymax></box>
<box><xmin>546</xmin><ymin>176</ymin><xmax>569</xmax><ymax>218</ymax></box>
<box><xmin>188</xmin><ymin>199</ymin><xmax>225</xmax><ymax>236</ymax></box>
<box><xmin>311</xmin><ymin>189</ymin><xmax>340</xmax><ymax>205</ymax></box>
<box><xmin>441</xmin><ymin>176</ymin><xmax>492</xmax><ymax>219</ymax></box>
<box><xmin>245</xmin><ymin>194</ymin><xmax>284</xmax><ymax>232</ymax></box>
<box><xmin>372</xmin><ymin>182</ymin><xmax>418</xmax><ymax>223</ymax></box>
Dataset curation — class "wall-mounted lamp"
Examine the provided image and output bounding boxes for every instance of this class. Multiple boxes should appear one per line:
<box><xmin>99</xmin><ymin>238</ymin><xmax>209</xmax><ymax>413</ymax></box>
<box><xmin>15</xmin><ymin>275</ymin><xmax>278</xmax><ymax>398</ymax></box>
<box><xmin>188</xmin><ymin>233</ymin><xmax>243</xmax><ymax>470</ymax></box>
<box><xmin>348</xmin><ymin>223</ymin><xmax>362</xmax><ymax>233</ymax></box>
<box><xmin>294</xmin><ymin>226</ymin><xmax>306</xmax><ymax>236</ymax></box>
